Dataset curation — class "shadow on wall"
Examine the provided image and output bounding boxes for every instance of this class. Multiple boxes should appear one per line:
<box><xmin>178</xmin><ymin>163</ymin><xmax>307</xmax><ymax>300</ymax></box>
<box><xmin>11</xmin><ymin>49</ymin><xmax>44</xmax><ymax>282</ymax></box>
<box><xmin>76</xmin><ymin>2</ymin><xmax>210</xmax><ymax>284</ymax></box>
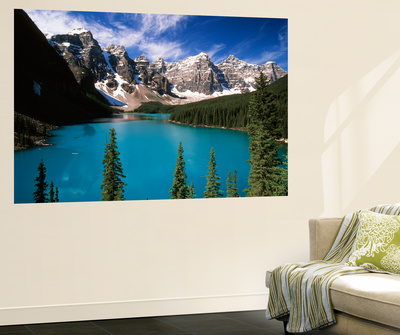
<box><xmin>322</xmin><ymin>48</ymin><xmax>400</xmax><ymax>216</ymax></box>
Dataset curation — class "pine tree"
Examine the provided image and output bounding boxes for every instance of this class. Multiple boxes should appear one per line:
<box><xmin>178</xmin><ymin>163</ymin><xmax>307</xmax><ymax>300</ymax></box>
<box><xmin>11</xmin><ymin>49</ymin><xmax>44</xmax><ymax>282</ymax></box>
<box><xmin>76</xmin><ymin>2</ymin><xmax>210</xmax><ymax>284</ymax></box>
<box><xmin>170</xmin><ymin>140</ymin><xmax>189</xmax><ymax>199</ymax></box>
<box><xmin>246</xmin><ymin>72</ymin><xmax>285</xmax><ymax>197</ymax></box>
<box><xmin>49</xmin><ymin>181</ymin><xmax>55</xmax><ymax>202</ymax></box>
<box><xmin>188</xmin><ymin>180</ymin><xmax>196</xmax><ymax>199</ymax></box>
<box><xmin>204</xmin><ymin>147</ymin><xmax>223</xmax><ymax>198</ymax></box>
<box><xmin>232</xmin><ymin>170</ymin><xmax>240</xmax><ymax>197</ymax></box>
<box><xmin>33</xmin><ymin>159</ymin><xmax>48</xmax><ymax>203</ymax></box>
<box><xmin>55</xmin><ymin>187</ymin><xmax>59</xmax><ymax>202</ymax></box>
<box><xmin>232</xmin><ymin>170</ymin><xmax>240</xmax><ymax>198</ymax></box>
<box><xmin>273</xmin><ymin>153</ymin><xmax>288</xmax><ymax>196</ymax></box>
<box><xmin>100</xmin><ymin>128</ymin><xmax>127</xmax><ymax>201</ymax></box>
<box><xmin>226</xmin><ymin>171</ymin><xmax>233</xmax><ymax>197</ymax></box>
<box><xmin>227</xmin><ymin>170</ymin><xmax>240</xmax><ymax>197</ymax></box>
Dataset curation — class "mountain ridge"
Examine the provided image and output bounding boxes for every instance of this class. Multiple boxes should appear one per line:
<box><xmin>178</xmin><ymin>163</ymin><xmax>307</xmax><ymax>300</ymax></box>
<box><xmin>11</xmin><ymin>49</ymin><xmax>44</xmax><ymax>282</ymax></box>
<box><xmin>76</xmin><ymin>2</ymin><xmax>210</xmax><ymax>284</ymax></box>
<box><xmin>46</xmin><ymin>28</ymin><xmax>287</xmax><ymax>110</ymax></box>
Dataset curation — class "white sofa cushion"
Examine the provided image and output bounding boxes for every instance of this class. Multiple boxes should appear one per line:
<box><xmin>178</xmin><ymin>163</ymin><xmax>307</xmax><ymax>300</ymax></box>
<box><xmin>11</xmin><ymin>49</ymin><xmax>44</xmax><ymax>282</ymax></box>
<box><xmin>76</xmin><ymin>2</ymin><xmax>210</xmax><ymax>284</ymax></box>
<box><xmin>330</xmin><ymin>272</ymin><xmax>400</xmax><ymax>329</ymax></box>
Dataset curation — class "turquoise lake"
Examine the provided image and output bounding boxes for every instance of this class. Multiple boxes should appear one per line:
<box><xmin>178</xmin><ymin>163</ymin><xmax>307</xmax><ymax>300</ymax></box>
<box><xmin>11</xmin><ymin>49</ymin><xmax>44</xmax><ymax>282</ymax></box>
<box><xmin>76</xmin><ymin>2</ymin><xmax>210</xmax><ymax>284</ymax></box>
<box><xmin>14</xmin><ymin>114</ymin><xmax>287</xmax><ymax>203</ymax></box>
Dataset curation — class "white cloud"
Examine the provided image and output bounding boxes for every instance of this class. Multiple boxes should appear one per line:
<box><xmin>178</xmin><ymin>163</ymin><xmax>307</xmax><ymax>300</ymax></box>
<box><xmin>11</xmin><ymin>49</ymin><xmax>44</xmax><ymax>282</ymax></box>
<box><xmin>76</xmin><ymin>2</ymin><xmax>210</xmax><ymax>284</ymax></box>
<box><xmin>278</xmin><ymin>27</ymin><xmax>288</xmax><ymax>52</ymax></box>
<box><xmin>25</xmin><ymin>10</ymin><xmax>142</xmax><ymax>49</ymax></box>
<box><xmin>139</xmin><ymin>40</ymin><xmax>185</xmax><ymax>61</ymax></box>
<box><xmin>140</xmin><ymin>14</ymin><xmax>186</xmax><ymax>36</ymax></box>
<box><xmin>246</xmin><ymin>50</ymin><xmax>286</xmax><ymax>65</ymax></box>
<box><xmin>25</xmin><ymin>10</ymin><xmax>190</xmax><ymax>61</ymax></box>
<box><xmin>25</xmin><ymin>10</ymin><xmax>87</xmax><ymax>34</ymax></box>
<box><xmin>205</xmin><ymin>43</ymin><xmax>226</xmax><ymax>60</ymax></box>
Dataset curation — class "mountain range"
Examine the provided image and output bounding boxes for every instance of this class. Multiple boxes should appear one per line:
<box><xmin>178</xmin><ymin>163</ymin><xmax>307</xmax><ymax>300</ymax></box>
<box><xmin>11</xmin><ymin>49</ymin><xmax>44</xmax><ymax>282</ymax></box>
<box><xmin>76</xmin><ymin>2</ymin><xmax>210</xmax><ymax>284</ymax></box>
<box><xmin>46</xmin><ymin>27</ymin><xmax>287</xmax><ymax>110</ymax></box>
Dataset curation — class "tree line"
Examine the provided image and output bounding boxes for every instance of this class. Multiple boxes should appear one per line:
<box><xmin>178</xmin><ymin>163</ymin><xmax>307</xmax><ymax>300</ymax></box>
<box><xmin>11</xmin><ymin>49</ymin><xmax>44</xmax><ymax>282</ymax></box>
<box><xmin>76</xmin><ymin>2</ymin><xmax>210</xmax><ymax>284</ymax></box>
<box><xmin>168</xmin><ymin>94</ymin><xmax>251</xmax><ymax>131</ymax></box>
<box><xmin>14</xmin><ymin>112</ymin><xmax>55</xmax><ymax>151</ymax></box>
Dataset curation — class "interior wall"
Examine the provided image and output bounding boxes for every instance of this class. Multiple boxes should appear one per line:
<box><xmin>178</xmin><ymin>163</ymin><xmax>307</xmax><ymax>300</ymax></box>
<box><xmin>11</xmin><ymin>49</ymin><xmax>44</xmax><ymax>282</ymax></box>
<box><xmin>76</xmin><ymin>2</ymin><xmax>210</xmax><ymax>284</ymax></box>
<box><xmin>1</xmin><ymin>0</ymin><xmax>400</xmax><ymax>325</ymax></box>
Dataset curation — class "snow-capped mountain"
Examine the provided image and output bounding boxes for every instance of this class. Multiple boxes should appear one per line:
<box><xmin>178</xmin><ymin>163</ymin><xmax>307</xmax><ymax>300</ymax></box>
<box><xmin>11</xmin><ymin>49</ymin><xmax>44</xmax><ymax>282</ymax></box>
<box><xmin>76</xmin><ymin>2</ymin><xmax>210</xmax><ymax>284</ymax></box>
<box><xmin>48</xmin><ymin>29</ymin><xmax>109</xmax><ymax>87</ymax></box>
<box><xmin>163</xmin><ymin>52</ymin><xmax>222</xmax><ymax>95</ymax></box>
<box><xmin>47</xmin><ymin>29</ymin><xmax>287</xmax><ymax>109</ymax></box>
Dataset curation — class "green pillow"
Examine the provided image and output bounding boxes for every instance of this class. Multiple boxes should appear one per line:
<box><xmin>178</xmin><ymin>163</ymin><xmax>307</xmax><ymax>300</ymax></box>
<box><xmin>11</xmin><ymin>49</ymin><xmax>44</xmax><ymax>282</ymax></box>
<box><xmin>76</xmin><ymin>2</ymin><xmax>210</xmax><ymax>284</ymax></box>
<box><xmin>347</xmin><ymin>210</ymin><xmax>400</xmax><ymax>274</ymax></box>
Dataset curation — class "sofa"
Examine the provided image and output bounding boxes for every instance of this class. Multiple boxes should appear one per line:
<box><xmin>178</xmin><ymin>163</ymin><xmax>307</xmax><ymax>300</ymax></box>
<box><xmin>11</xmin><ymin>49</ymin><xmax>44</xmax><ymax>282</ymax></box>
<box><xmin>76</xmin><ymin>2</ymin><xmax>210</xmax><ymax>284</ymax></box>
<box><xmin>265</xmin><ymin>218</ymin><xmax>400</xmax><ymax>334</ymax></box>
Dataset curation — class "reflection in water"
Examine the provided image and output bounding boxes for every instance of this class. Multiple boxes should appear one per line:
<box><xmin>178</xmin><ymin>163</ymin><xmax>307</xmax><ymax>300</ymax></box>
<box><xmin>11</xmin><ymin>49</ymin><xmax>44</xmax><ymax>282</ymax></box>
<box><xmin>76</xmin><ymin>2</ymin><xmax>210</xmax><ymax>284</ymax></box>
<box><xmin>83</xmin><ymin>125</ymin><xmax>96</xmax><ymax>136</ymax></box>
<box><xmin>91</xmin><ymin>113</ymin><xmax>171</xmax><ymax>123</ymax></box>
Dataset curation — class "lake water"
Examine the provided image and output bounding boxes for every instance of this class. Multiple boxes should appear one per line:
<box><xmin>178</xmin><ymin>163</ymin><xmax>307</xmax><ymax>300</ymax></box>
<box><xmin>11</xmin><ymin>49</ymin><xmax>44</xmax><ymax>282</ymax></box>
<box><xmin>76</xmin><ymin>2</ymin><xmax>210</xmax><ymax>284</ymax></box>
<box><xmin>14</xmin><ymin>114</ymin><xmax>287</xmax><ymax>203</ymax></box>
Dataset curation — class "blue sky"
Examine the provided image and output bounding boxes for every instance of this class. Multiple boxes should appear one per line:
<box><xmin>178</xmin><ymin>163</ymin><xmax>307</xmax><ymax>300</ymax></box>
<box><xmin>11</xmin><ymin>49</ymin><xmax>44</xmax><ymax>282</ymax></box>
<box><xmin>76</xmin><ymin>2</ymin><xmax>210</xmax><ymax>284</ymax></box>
<box><xmin>26</xmin><ymin>9</ymin><xmax>288</xmax><ymax>70</ymax></box>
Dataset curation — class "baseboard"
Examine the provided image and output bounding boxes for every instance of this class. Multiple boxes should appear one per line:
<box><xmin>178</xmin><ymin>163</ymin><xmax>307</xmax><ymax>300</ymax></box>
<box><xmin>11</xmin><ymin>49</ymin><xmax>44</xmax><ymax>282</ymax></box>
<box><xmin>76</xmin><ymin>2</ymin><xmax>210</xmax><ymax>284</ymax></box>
<box><xmin>0</xmin><ymin>292</ymin><xmax>269</xmax><ymax>326</ymax></box>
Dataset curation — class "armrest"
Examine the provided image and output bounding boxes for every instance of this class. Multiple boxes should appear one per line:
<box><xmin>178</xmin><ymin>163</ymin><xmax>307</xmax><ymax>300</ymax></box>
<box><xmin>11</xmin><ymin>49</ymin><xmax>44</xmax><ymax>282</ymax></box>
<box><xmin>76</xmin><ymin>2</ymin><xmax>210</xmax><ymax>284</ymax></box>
<box><xmin>309</xmin><ymin>218</ymin><xmax>342</xmax><ymax>261</ymax></box>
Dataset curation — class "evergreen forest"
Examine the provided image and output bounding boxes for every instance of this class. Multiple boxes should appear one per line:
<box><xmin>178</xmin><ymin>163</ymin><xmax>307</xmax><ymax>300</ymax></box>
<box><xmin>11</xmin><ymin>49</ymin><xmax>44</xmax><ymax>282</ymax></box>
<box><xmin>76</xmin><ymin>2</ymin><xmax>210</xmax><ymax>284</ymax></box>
<box><xmin>14</xmin><ymin>113</ymin><xmax>57</xmax><ymax>151</ymax></box>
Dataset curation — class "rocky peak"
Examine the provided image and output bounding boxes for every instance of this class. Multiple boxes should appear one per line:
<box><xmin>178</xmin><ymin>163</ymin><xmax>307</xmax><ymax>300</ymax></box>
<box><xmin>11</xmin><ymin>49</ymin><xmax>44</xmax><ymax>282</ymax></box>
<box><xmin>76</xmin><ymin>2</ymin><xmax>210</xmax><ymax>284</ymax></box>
<box><xmin>197</xmin><ymin>52</ymin><xmax>210</xmax><ymax>59</ymax></box>
<box><xmin>164</xmin><ymin>52</ymin><xmax>222</xmax><ymax>95</ymax></box>
<box><xmin>49</xmin><ymin>29</ymin><xmax>108</xmax><ymax>83</ymax></box>
<box><xmin>186</xmin><ymin>52</ymin><xmax>212</xmax><ymax>66</ymax></box>
<box><xmin>103</xmin><ymin>44</ymin><xmax>136</xmax><ymax>85</ymax></box>
<box><xmin>153</xmin><ymin>56</ymin><xmax>165</xmax><ymax>63</ymax></box>
<box><xmin>135</xmin><ymin>55</ymin><xmax>149</xmax><ymax>62</ymax></box>
<box><xmin>151</xmin><ymin>56</ymin><xmax>166</xmax><ymax>73</ymax></box>
<box><xmin>225</xmin><ymin>54</ymin><xmax>239</xmax><ymax>62</ymax></box>
<box><xmin>50</xmin><ymin>28</ymin><xmax>97</xmax><ymax>49</ymax></box>
<box><xmin>70</xmin><ymin>28</ymin><xmax>89</xmax><ymax>34</ymax></box>
<box><xmin>260</xmin><ymin>61</ymin><xmax>287</xmax><ymax>83</ymax></box>
<box><xmin>135</xmin><ymin>55</ymin><xmax>150</xmax><ymax>69</ymax></box>
<box><xmin>104</xmin><ymin>44</ymin><xmax>128</xmax><ymax>59</ymax></box>
<box><xmin>217</xmin><ymin>55</ymin><xmax>250</xmax><ymax>71</ymax></box>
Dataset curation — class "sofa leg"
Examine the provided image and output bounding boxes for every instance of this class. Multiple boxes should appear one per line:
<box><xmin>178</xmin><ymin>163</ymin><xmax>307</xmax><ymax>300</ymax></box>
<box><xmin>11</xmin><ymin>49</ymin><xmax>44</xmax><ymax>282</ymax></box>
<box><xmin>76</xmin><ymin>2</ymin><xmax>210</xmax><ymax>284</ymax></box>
<box><xmin>283</xmin><ymin>321</ymin><xmax>292</xmax><ymax>334</ymax></box>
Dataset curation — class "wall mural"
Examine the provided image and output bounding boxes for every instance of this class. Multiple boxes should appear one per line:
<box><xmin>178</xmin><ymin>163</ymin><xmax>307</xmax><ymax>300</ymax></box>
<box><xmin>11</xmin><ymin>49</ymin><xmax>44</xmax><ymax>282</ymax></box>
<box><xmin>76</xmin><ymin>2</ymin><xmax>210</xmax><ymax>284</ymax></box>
<box><xmin>14</xmin><ymin>9</ymin><xmax>288</xmax><ymax>203</ymax></box>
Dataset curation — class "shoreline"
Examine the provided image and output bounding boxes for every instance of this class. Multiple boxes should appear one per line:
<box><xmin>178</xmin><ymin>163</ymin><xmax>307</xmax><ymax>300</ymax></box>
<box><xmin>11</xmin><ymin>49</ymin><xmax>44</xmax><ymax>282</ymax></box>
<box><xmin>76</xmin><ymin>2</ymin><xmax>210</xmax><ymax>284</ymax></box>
<box><xmin>14</xmin><ymin>111</ymin><xmax>59</xmax><ymax>152</ymax></box>
<box><xmin>168</xmin><ymin>119</ymin><xmax>247</xmax><ymax>132</ymax></box>
<box><xmin>168</xmin><ymin>120</ymin><xmax>288</xmax><ymax>144</ymax></box>
<box><xmin>14</xmin><ymin>132</ymin><xmax>57</xmax><ymax>152</ymax></box>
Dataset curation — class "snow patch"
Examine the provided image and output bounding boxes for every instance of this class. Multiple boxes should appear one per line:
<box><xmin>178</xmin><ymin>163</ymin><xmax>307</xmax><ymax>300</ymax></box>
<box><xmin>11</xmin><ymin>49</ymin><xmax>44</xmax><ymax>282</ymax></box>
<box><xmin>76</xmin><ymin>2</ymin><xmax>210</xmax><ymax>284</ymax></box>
<box><xmin>95</xmin><ymin>88</ymin><xmax>126</xmax><ymax>106</ymax></box>
<box><xmin>69</xmin><ymin>28</ymin><xmax>90</xmax><ymax>35</ymax></box>
<box><xmin>102</xmin><ymin>50</ymin><xmax>116</xmax><ymax>75</ymax></box>
<box><xmin>45</xmin><ymin>32</ymin><xmax>54</xmax><ymax>40</ymax></box>
<box><xmin>100</xmin><ymin>49</ymin><xmax>133</xmax><ymax>96</ymax></box>
<box><xmin>134</xmin><ymin>74</ymin><xmax>143</xmax><ymax>85</ymax></box>
<box><xmin>171</xmin><ymin>84</ymin><xmax>242</xmax><ymax>99</ymax></box>
<box><xmin>216</xmin><ymin>84</ymin><xmax>242</xmax><ymax>96</ymax></box>
<box><xmin>244</xmin><ymin>77</ymin><xmax>256</xmax><ymax>84</ymax></box>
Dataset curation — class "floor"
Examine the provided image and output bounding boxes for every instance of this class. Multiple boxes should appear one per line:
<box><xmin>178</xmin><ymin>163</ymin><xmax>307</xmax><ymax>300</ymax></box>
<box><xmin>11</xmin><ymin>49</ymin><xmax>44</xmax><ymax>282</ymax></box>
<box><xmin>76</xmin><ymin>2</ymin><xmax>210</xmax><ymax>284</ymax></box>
<box><xmin>0</xmin><ymin>310</ymin><xmax>288</xmax><ymax>335</ymax></box>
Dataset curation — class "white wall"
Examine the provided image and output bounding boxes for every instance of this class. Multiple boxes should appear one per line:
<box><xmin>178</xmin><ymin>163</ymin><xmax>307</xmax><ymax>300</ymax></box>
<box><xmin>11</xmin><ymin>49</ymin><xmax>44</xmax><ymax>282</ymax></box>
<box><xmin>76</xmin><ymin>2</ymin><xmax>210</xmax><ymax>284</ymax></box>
<box><xmin>1</xmin><ymin>0</ymin><xmax>400</xmax><ymax>325</ymax></box>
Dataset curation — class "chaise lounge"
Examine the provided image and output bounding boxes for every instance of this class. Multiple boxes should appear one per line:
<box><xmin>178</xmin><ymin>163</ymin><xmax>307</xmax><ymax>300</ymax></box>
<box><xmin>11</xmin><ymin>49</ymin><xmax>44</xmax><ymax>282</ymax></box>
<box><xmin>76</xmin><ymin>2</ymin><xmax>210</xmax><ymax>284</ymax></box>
<box><xmin>265</xmin><ymin>217</ymin><xmax>400</xmax><ymax>334</ymax></box>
